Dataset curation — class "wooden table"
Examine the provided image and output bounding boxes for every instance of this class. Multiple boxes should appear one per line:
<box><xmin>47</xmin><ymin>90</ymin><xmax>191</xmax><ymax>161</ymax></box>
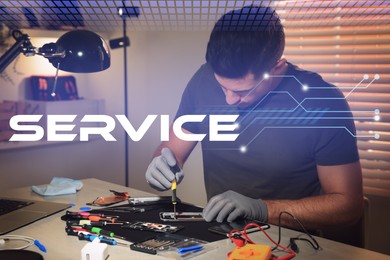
<box><xmin>1</xmin><ymin>178</ymin><xmax>389</xmax><ymax>259</ymax></box>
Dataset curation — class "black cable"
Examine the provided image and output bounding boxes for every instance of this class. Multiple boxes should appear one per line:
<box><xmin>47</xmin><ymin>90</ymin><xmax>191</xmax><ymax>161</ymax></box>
<box><xmin>273</xmin><ymin>211</ymin><xmax>321</xmax><ymax>252</ymax></box>
<box><xmin>289</xmin><ymin>237</ymin><xmax>319</xmax><ymax>252</ymax></box>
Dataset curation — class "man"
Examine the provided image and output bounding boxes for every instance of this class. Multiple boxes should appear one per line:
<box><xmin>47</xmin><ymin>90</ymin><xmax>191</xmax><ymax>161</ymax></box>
<box><xmin>145</xmin><ymin>6</ymin><xmax>363</xmax><ymax>231</ymax></box>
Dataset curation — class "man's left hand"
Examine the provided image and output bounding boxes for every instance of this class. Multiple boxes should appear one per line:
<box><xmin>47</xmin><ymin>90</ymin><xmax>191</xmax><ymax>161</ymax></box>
<box><xmin>202</xmin><ymin>190</ymin><xmax>268</xmax><ymax>223</ymax></box>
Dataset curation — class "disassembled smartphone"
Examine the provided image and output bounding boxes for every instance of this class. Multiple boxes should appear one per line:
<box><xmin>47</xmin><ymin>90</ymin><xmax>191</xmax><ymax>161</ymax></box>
<box><xmin>208</xmin><ymin>219</ymin><xmax>270</xmax><ymax>236</ymax></box>
<box><xmin>122</xmin><ymin>221</ymin><xmax>183</xmax><ymax>233</ymax></box>
<box><xmin>159</xmin><ymin>212</ymin><xmax>204</xmax><ymax>222</ymax></box>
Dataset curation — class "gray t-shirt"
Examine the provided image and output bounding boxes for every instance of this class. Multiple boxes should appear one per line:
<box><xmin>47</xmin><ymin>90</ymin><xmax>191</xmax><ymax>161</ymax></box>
<box><xmin>176</xmin><ymin>62</ymin><xmax>359</xmax><ymax>201</ymax></box>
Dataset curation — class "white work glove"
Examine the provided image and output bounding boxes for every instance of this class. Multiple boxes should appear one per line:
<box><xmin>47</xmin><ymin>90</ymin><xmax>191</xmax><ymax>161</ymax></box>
<box><xmin>145</xmin><ymin>147</ymin><xmax>184</xmax><ymax>191</ymax></box>
<box><xmin>202</xmin><ymin>190</ymin><xmax>268</xmax><ymax>223</ymax></box>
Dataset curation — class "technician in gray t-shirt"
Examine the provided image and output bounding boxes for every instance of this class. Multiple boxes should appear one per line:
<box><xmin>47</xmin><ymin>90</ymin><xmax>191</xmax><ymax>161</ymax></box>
<box><xmin>145</xmin><ymin>6</ymin><xmax>363</xmax><ymax>232</ymax></box>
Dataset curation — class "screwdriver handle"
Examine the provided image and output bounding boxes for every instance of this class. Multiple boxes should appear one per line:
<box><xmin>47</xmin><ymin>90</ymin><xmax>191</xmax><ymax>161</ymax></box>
<box><xmin>65</xmin><ymin>213</ymin><xmax>83</xmax><ymax>219</ymax></box>
<box><xmin>170</xmin><ymin>163</ymin><xmax>181</xmax><ymax>175</ymax></box>
<box><xmin>78</xmin><ymin>212</ymin><xmax>118</xmax><ymax>218</ymax></box>
<box><xmin>78</xmin><ymin>233</ymin><xmax>94</xmax><ymax>242</ymax></box>
<box><xmin>99</xmin><ymin>236</ymin><xmax>117</xmax><ymax>246</ymax></box>
<box><xmin>170</xmin><ymin>161</ymin><xmax>180</xmax><ymax>203</ymax></box>
<box><xmin>66</xmin><ymin>210</ymin><xmax>78</xmax><ymax>216</ymax></box>
<box><xmin>88</xmin><ymin>216</ymin><xmax>100</xmax><ymax>222</ymax></box>
<box><xmin>67</xmin><ymin>219</ymin><xmax>95</xmax><ymax>227</ymax></box>
<box><xmin>171</xmin><ymin>179</ymin><xmax>177</xmax><ymax>203</ymax></box>
<box><xmin>66</xmin><ymin>211</ymin><xmax>89</xmax><ymax>218</ymax></box>
<box><xmin>66</xmin><ymin>211</ymin><xmax>102</xmax><ymax>217</ymax></box>
<box><xmin>78</xmin><ymin>233</ymin><xmax>117</xmax><ymax>245</ymax></box>
<box><xmin>91</xmin><ymin>227</ymin><xmax>114</xmax><ymax>237</ymax></box>
<box><xmin>77</xmin><ymin>212</ymin><xmax>92</xmax><ymax>217</ymax></box>
<box><xmin>65</xmin><ymin>226</ymin><xmax>78</xmax><ymax>236</ymax></box>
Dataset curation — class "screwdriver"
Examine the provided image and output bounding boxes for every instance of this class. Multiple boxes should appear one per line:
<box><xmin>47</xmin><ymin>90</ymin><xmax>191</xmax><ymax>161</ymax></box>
<box><xmin>65</xmin><ymin>226</ymin><xmax>79</xmax><ymax>237</ymax></box>
<box><xmin>66</xmin><ymin>226</ymin><xmax>98</xmax><ymax>239</ymax></box>
<box><xmin>66</xmin><ymin>226</ymin><xmax>106</xmax><ymax>240</ymax></box>
<box><xmin>66</xmin><ymin>220</ymin><xmax>123</xmax><ymax>227</ymax></box>
<box><xmin>171</xmin><ymin>179</ymin><xmax>177</xmax><ymax>217</ymax></box>
<box><xmin>83</xmin><ymin>225</ymin><xmax>126</xmax><ymax>240</ymax></box>
<box><xmin>88</xmin><ymin>216</ymin><xmax>124</xmax><ymax>223</ymax></box>
<box><xmin>66</xmin><ymin>211</ymin><xmax>118</xmax><ymax>219</ymax></box>
<box><xmin>75</xmin><ymin>211</ymin><xmax>119</xmax><ymax>219</ymax></box>
<box><xmin>78</xmin><ymin>233</ymin><xmax>127</xmax><ymax>246</ymax></box>
<box><xmin>169</xmin><ymin>163</ymin><xmax>181</xmax><ymax>218</ymax></box>
<box><xmin>66</xmin><ymin>226</ymin><xmax>127</xmax><ymax>243</ymax></box>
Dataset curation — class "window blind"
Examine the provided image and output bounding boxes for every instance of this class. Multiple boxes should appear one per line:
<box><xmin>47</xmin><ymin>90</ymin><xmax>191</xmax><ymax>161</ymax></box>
<box><xmin>281</xmin><ymin>3</ymin><xmax>390</xmax><ymax>197</ymax></box>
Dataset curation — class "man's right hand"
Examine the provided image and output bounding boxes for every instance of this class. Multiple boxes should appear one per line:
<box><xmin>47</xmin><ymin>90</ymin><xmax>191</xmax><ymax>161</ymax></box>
<box><xmin>145</xmin><ymin>147</ymin><xmax>184</xmax><ymax>191</ymax></box>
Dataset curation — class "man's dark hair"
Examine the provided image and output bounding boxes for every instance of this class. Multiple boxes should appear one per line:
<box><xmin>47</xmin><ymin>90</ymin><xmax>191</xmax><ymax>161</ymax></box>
<box><xmin>206</xmin><ymin>6</ymin><xmax>285</xmax><ymax>79</ymax></box>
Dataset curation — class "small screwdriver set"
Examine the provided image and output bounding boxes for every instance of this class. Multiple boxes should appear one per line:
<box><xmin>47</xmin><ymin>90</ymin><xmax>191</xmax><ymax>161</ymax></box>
<box><xmin>130</xmin><ymin>235</ymin><xmax>182</xmax><ymax>254</ymax></box>
<box><xmin>130</xmin><ymin>233</ymin><xmax>215</xmax><ymax>259</ymax></box>
<box><xmin>130</xmin><ymin>233</ymin><xmax>206</xmax><ymax>255</ymax></box>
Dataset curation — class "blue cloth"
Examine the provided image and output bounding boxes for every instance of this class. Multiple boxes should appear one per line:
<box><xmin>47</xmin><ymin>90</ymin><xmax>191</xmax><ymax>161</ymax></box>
<box><xmin>32</xmin><ymin>177</ymin><xmax>83</xmax><ymax>196</ymax></box>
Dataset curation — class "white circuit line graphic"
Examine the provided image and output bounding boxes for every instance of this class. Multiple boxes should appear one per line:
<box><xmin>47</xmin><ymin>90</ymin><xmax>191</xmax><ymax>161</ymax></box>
<box><xmin>206</xmin><ymin>73</ymin><xmax>381</xmax><ymax>152</ymax></box>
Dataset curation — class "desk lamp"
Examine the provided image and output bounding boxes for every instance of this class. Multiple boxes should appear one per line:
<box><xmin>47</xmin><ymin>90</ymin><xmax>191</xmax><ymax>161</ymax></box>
<box><xmin>0</xmin><ymin>29</ymin><xmax>110</xmax><ymax>96</ymax></box>
<box><xmin>0</xmin><ymin>29</ymin><xmax>110</xmax><ymax>74</ymax></box>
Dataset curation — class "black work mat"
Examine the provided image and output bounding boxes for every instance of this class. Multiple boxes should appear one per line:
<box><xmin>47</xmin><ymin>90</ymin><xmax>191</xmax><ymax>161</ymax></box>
<box><xmin>89</xmin><ymin>202</ymin><xmax>227</xmax><ymax>243</ymax></box>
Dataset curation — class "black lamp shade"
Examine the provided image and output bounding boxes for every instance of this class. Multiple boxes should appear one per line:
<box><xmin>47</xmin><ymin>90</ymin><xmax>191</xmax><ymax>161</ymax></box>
<box><xmin>48</xmin><ymin>30</ymin><xmax>110</xmax><ymax>73</ymax></box>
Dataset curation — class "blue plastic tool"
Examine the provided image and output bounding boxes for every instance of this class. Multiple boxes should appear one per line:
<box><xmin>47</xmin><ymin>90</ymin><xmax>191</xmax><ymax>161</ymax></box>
<box><xmin>177</xmin><ymin>245</ymin><xmax>204</xmax><ymax>254</ymax></box>
<box><xmin>34</xmin><ymin>239</ymin><xmax>47</xmax><ymax>253</ymax></box>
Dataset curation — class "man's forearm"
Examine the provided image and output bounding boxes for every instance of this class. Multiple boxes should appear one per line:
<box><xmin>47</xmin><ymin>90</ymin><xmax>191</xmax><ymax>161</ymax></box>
<box><xmin>265</xmin><ymin>193</ymin><xmax>363</xmax><ymax>230</ymax></box>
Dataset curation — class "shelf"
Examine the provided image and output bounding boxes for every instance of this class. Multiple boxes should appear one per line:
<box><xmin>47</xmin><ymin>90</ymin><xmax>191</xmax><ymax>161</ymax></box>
<box><xmin>0</xmin><ymin>138</ymin><xmax>100</xmax><ymax>152</ymax></box>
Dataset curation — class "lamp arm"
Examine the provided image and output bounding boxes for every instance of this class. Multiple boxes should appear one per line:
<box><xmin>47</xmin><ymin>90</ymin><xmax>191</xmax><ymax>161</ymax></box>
<box><xmin>0</xmin><ymin>31</ymin><xmax>35</xmax><ymax>73</ymax></box>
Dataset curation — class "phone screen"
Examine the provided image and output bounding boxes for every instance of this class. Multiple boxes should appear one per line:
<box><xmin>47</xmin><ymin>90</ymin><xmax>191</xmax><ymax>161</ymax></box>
<box><xmin>159</xmin><ymin>212</ymin><xmax>204</xmax><ymax>222</ymax></box>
